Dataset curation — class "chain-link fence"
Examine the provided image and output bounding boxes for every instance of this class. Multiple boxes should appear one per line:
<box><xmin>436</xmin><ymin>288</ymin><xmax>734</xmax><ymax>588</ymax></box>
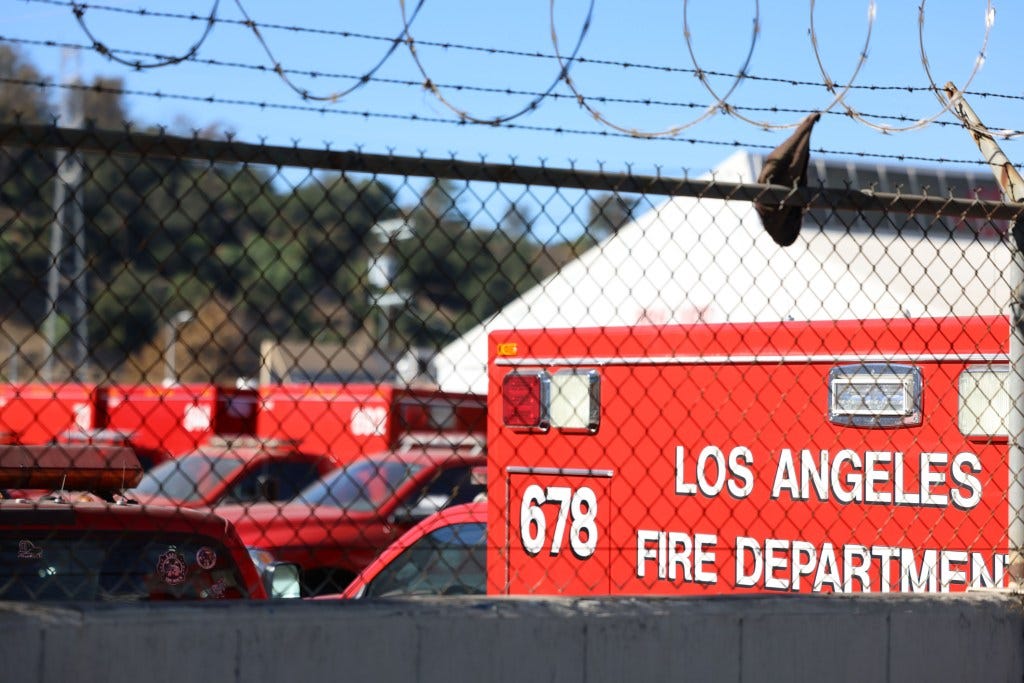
<box><xmin>1</xmin><ymin>121</ymin><xmax>1022</xmax><ymax>599</ymax></box>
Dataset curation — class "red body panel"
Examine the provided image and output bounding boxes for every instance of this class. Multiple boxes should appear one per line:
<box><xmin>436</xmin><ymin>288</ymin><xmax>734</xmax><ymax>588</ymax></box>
<box><xmin>218</xmin><ymin>450</ymin><xmax>487</xmax><ymax>587</ymax></box>
<box><xmin>340</xmin><ymin>501</ymin><xmax>487</xmax><ymax>599</ymax></box>
<box><xmin>224</xmin><ymin>504</ymin><xmax>397</xmax><ymax>577</ymax></box>
<box><xmin>487</xmin><ymin>316</ymin><xmax>1011</xmax><ymax>596</ymax></box>
<box><xmin>256</xmin><ymin>384</ymin><xmax>394</xmax><ymax>465</ymax></box>
<box><xmin>256</xmin><ymin>383</ymin><xmax>486</xmax><ymax>466</ymax></box>
<box><xmin>0</xmin><ymin>383</ymin><xmax>106</xmax><ymax>445</ymax></box>
<box><xmin>128</xmin><ymin>445</ymin><xmax>336</xmax><ymax>509</ymax></box>
<box><xmin>104</xmin><ymin>384</ymin><xmax>258</xmax><ymax>458</ymax></box>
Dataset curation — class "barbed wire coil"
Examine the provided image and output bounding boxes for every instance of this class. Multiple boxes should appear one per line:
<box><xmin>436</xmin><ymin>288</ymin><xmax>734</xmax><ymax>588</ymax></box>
<box><xmin>70</xmin><ymin>0</ymin><xmax>219</xmax><ymax>70</ymax></box>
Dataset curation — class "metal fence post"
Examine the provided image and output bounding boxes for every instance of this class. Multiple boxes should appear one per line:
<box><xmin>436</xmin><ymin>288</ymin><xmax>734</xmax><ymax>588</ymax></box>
<box><xmin>945</xmin><ymin>82</ymin><xmax>1024</xmax><ymax>585</ymax></box>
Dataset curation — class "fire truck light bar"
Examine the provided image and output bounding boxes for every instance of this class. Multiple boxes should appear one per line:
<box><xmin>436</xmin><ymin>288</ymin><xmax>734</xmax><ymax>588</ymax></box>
<box><xmin>550</xmin><ymin>369</ymin><xmax>600</xmax><ymax>433</ymax></box>
<box><xmin>828</xmin><ymin>363</ymin><xmax>922</xmax><ymax>428</ymax></box>
<box><xmin>958</xmin><ymin>365</ymin><xmax>1010</xmax><ymax>438</ymax></box>
<box><xmin>502</xmin><ymin>371</ymin><xmax>550</xmax><ymax>431</ymax></box>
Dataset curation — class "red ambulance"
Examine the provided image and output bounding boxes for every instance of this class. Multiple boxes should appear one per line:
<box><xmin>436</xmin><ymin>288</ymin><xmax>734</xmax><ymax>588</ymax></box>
<box><xmin>0</xmin><ymin>383</ymin><xmax>107</xmax><ymax>445</ymax></box>
<box><xmin>256</xmin><ymin>383</ymin><xmax>486</xmax><ymax>466</ymax></box>
<box><xmin>104</xmin><ymin>383</ymin><xmax>259</xmax><ymax>459</ymax></box>
<box><xmin>488</xmin><ymin>315</ymin><xmax>1012</xmax><ymax>595</ymax></box>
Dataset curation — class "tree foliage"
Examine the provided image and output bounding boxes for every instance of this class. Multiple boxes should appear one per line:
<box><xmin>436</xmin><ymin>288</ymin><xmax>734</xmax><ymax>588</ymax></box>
<box><xmin>0</xmin><ymin>45</ymin><xmax>51</xmax><ymax>123</ymax></box>
<box><xmin>0</xmin><ymin>53</ymin><xmax>568</xmax><ymax>383</ymax></box>
<box><xmin>587</xmin><ymin>192</ymin><xmax>640</xmax><ymax>241</ymax></box>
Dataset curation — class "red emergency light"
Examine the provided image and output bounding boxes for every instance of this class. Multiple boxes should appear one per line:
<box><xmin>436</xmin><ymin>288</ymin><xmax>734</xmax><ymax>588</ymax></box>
<box><xmin>0</xmin><ymin>443</ymin><xmax>144</xmax><ymax>491</ymax></box>
<box><xmin>502</xmin><ymin>372</ymin><xmax>550</xmax><ymax>431</ymax></box>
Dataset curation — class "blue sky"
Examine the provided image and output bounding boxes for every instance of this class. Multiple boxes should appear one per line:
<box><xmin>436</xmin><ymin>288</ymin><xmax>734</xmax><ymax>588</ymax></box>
<box><xmin>6</xmin><ymin>0</ymin><xmax>1024</xmax><ymax>180</ymax></box>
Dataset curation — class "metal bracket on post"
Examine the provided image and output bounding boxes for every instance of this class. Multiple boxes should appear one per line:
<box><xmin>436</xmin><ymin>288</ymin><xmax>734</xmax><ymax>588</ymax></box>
<box><xmin>944</xmin><ymin>82</ymin><xmax>1024</xmax><ymax>589</ymax></box>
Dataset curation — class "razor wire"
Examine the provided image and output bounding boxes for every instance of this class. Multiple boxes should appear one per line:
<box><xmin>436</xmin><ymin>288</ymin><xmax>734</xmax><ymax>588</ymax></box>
<box><xmin>232</xmin><ymin>0</ymin><xmax>426</xmax><ymax>103</ymax></box>
<box><xmin>1</xmin><ymin>74</ymin><xmax>1017</xmax><ymax>169</ymax></box>
<box><xmin>14</xmin><ymin>0</ymin><xmax>1018</xmax><ymax>139</ymax></box>
<box><xmin>69</xmin><ymin>0</ymin><xmax>220</xmax><ymax>70</ymax></box>
<box><xmin>397</xmin><ymin>0</ymin><xmax>593</xmax><ymax>126</ymax></box>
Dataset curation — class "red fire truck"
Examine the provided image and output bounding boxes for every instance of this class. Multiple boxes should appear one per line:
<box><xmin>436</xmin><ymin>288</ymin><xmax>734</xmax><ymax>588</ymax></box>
<box><xmin>488</xmin><ymin>315</ymin><xmax>1012</xmax><ymax>595</ymax></box>
<box><xmin>0</xmin><ymin>442</ymin><xmax>271</xmax><ymax>601</ymax></box>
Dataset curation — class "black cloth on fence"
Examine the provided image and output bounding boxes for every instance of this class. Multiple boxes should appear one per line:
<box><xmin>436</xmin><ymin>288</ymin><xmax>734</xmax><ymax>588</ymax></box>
<box><xmin>754</xmin><ymin>112</ymin><xmax>820</xmax><ymax>247</ymax></box>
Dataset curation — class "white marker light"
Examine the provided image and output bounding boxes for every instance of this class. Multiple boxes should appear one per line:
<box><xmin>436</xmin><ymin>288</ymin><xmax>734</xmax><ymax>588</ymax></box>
<box><xmin>550</xmin><ymin>369</ymin><xmax>600</xmax><ymax>433</ymax></box>
<box><xmin>959</xmin><ymin>365</ymin><xmax>1010</xmax><ymax>438</ymax></box>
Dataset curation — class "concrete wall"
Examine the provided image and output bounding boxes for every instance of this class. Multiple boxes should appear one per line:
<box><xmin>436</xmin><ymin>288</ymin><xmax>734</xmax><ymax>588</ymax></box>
<box><xmin>2</xmin><ymin>593</ymin><xmax>1022</xmax><ymax>683</ymax></box>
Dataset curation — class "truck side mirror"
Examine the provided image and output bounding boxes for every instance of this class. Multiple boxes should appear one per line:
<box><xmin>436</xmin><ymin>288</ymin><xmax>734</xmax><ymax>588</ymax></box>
<box><xmin>263</xmin><ymin>561</ymin><xmax>301</xmax><ymax>599</ymax></box>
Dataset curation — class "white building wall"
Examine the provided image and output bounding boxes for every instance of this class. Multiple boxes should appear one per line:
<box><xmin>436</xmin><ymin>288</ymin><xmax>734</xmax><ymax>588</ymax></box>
<box><xmin>433</xmin><ymin>151</ymin><xmax>1011</xmax><ymax>394</ymax></box>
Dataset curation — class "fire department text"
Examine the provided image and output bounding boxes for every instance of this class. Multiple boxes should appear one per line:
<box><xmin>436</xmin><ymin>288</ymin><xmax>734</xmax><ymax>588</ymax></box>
<box><xmin>674</xmin><ymin>445</ymin><xmax>983</xmax><ymax>509</ymax></box>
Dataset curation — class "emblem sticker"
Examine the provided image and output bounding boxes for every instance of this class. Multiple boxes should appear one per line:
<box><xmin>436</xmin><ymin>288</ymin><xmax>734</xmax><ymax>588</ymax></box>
<box><xmin>17</xmin><ymin>540</ymin><xmax>42</xmax><ymax>560</ymax></box>
<box><xmin>157</xmin><ymin>549</ymin><xmax>188</xmax><ymax>586</ymax></box>
<box><xmin>195</xmin><ymin>546</ymin><xmax>217</xmax><ymax>570</ymax></box>
<box><xmin>202</xmin><ymin>579</ymin><xmax>227</xmax><ymax>599</ymax></box>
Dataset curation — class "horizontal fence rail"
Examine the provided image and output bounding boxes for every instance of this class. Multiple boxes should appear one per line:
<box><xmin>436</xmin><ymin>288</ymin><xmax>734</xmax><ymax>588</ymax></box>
<box><xmin>4</xmin><ymin>124</ymin><xmax>1023</xmax><ymax>219</ymax></box>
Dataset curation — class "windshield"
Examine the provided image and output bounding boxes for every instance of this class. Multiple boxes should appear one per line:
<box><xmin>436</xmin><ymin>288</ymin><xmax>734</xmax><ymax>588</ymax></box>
<box><xmin>0</xmin><ymin>529</ymin><xmax>252</xmax><ymax>601</ymax></box>
<box><xmin>363</xmin><ymin>522</ymin><xmax>486</xmax><ymax>597</ymax></box>
<box><xmin>130</xmin><ymin>454</ymin><xmax>244</xmax><ymax>502</ymax></box>
<box><xmin>297</xmin><ymin>458</ymin><xmax>424</xmax><ymax>511</ymax></box>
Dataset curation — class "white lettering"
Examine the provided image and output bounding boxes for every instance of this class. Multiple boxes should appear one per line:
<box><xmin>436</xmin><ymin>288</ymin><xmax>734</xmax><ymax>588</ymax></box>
<box><xmin>871</xmin><ymin>546</ymin><xmax>900</xmax><ymax>593</ymax></box>
<box><xmin>940</xmin><ymin>551</ymin><xmax>968</xmax><ymax>592</ymax></box>
<box><xmin>813</xmin><ymin>543</ymin><xmax>842</xmax><ymax>592</ymax></box>
<box><xmin>950</xmin><ymin>452</ymin><xmax>983</xmax><ymax>510</ymax></box>
<box><xmin>920</xmin><ymin>453</ymin><xmax>949</xmax><ymax>507</ymax></box>
<box><xmin>727</xmin><ymin>446</ymin><xmax>755</xmax><ymax>498</ymax></box>
<box><xmin>971</xmin><ymin>553</ymin><xmax>1008</xmax><ymax>588</ymax></box>
<box><xmin>863</xmin><ymin>451</ymin><xmax>892</xmax><ymax>504</ymax></box>
<box><xmin>791</xmin><ymin>540</ymin><xmax>817</xmax><ymax>592</ymax></box>
<box><xmin>675</xmin><ymin>446</ymin><xmax>697</xmax><ymax>495</ymax></box>
<box><xmin>900</xmin><ymin>548</ymin><xmax>938</xmax><ymax>592</ymax></box>
<box><xmin>667</xmin><ymin>532</ymin><xmax>693</xmax><ymax>581</ymax></box>
<box><xmin>696</xmin><ymin>446</ymin><xmax>727</xmax><ymax>497</ymax></box>
<box><xmin>676</xmin><ymin>445</ymin><xmax>755</xmax><ymax>499</ymax></box>
<box><xmin>730</xmin><ymin>537</ymin><xmax>1004</xmax><ymax>595</ymax></box>
<box><xmin>735</xmin><ymin>536</ymin><xmax>762</xmax><ymax>588</ymax></box>
<box><xmin>764</xmin><ymin>538</ymin><xmax>789</xmax><ymax>590</ymax></box>
<box><xmin>771</xmin><ymin>449</ymin><xmax>799</xmax><ymax>500</ymax></box>
<box><xmin>694</xmin><ymin>534</ymin><xmax>717</xmax><ymax>584</ymax></box>
<box><xmin>637</xmin><ymin>530</ymin><xmax>717</xmax><ymax>584</ymax></box>
<box><xmin>636</xmin><ymin>530</ymin><xmax>659</xmax><ymax>579</ymax></box>
<box><xmin>800</xmin><ymin>449</ymin><xmax>829</xmax><ymax>501</ymax></box>
<box><xmin>657</xmin><ymin>529</ymin><xmax>668</xmax><ymax>579</ymax></box>
<box><xmin>761</xmin><ymin>446</ymin><xmax>981</xmax><ymax>509</ymax></box>
<box><xmin>893</xmin><ymin>451</ymin><xmax>921</xmax><ymax>505</ymax></box>
<box><xmin>843</xmin><ymin>544</ymin><xmax>871</xmax><ymax>592</ymax></box>
<box><xmin>832</xmin><ymin>450</ymin><xmax>862</xmax><ymax>505</ymax></box>
<box><xmin>678</xmin><ymin>444</ymin><xmax>982</xmax><ymax>509</ymax></box>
